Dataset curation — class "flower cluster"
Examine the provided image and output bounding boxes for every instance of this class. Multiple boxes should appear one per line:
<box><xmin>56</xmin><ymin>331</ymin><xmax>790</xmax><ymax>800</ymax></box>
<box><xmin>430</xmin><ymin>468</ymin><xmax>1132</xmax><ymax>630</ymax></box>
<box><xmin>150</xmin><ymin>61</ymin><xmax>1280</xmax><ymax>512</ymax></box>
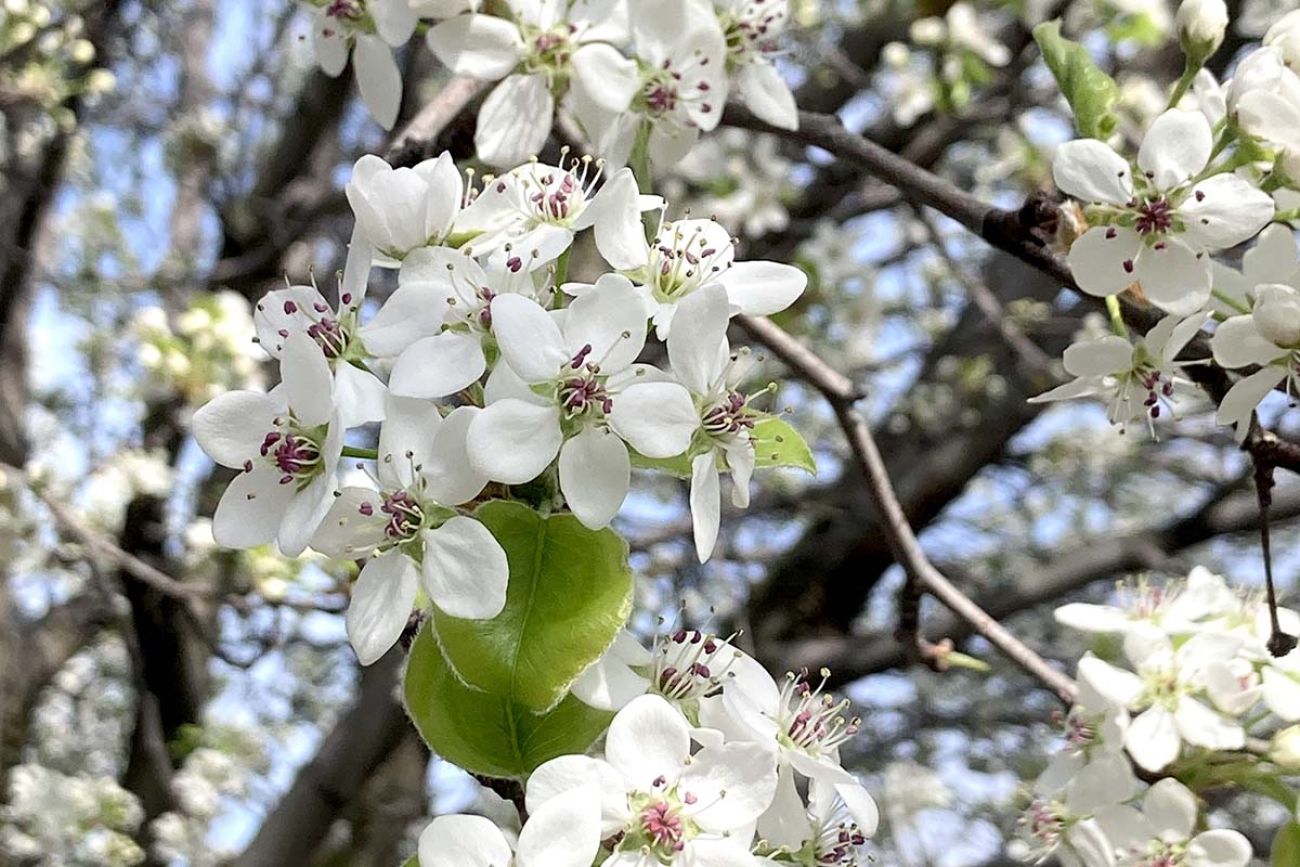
<box><xmin>191</xmin><ymin>149</ymin><xmax>806</xmax><ymax>666</ymax></box>
<box><xmin>0</xmin><ymin>764</ymin><xmax>144</xmax><ymax>867</ymax></box>
<box><xmin>1012</xmin><ymin>566</ymin><xmax>1300</xmax><ymax>866</ymax></box>
<box><xmin>1036</xmin><ymin>2</ymin><xmax>1300</xmax><ymax>438</ymax></box>
<box><xmin>299</xmin><ymin>0</ymin><xmax>800</xmax><ymax>157</ymax></box>
<box><xmin>131</xmin><ymin>292</ymin><xmax>266</xmax><ymax>407</ymax></box>
<box><xmin>419</xmin><ymin>628</ymin><xmax>878</xmax><ymax>867</ymax></box>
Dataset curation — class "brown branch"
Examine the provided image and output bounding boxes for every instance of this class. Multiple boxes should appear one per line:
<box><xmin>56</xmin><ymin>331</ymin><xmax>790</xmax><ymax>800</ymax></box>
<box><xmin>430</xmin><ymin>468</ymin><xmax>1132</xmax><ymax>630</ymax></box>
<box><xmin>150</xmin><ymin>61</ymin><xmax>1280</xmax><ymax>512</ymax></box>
<box><xmin>384</xmin><ymin>75</ymin><xmax>487</xmax><ymax>167</ymax></box>
<box><xmin>735</xmin><ymin>316</ymin><xmax>1078</xmax><ymax>704</ymax></box>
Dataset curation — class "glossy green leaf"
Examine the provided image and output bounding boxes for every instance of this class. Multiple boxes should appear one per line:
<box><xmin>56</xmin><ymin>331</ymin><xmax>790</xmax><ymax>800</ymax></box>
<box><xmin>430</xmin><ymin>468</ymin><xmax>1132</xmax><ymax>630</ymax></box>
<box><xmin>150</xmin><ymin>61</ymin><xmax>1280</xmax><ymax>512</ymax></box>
<box><xmin>751</xmin><ymin>416</ymin><xmax>817</xmax><ymax>475</ymax></box>
<box><xmin>1272</xmin><ymin>821</ymin><xmax>1300</xmax><ymax>867</ymax></box>
<box><xmin>403</xmin><ymin>622</ymin><xmax>614</xmax><ymax>779</ymax></box>
<box><xmin>1033</xmin><ymin>21</ymin><xmax>1120</xmax><ymax>140</ymax></box>
<box><xmin>433</xmin><ymin>500</ymin><xmax>633</xmax><ymax>712</ymax></box>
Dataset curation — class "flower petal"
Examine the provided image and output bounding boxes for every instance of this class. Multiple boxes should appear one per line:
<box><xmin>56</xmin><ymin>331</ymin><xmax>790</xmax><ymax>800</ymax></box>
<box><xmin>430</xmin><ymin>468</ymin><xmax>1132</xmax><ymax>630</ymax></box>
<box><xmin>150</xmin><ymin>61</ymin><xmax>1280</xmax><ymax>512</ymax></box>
<box><xmin>605</xmin><ymin>694</ymin><xmax>690</xmax><ymax>792</ymax></box>
<box><xmin>1137</xmin><ymin>109</ymin><xmax>1212</xmax><ymax>191</ymax></box>
<box><xmin>680</xmin><ymin>742</ymin><xmax>778</xmax><ymax>832</ymax></box>
<box><xmin>717</xmin><ymin>260</ymin><xmax>807</xmax><ymax>317</ymax></box>
<box><xmin>475</xmin><ymin>73</ymin><xmax>555</xmax><ymax>168</ymax></box>
<box><xmin>1053</xmin><ymin>139</ymin><xmax>1134</xmax><ymax>205</ymax></box>
<box><xmin>1062</xmin><ymin>335</ymin><xmax>1133</xmax><ymax>377</ymax></box>
<box><xmin>736</xmin><ymin>59</ymin><xmax>797</xmax><ymax>130</ymax></box>
<box><xmin>213</xmin><ymin>465</ymin><xmax>294</xmax><ymax>548</ymax></box>
<box><xmin>421</xmin><ymin>516</ymin><xmax>509</xmax><ymax>619</ymax></box>
<box><xmin>467</xmin><ymin>399</ymin><xmax>563</xmax><ymax>484</ymax></box>
<box><xmin>690</xmin><ymin>452</ymin><xmax>722</xmax><ymax>563</ymax></box>
<box><xmin>667</xmin><ymin>283</ymin><xmax>730</xmax><ymax>394</ymax></box>
<box><xmin>563</xmin><ymin>273</ymin><xmax>648</xmax><ymax>374</ymax></box>
<box><xmin>280</xmin><ymin>332</ymin><xmax>335</xmax><ymax>427</ymax></box>
<box><xmin>425</xmin><ymin>14</ymin><xmax>524</xmax><ymax>79</ymax></box>
<box><xmin>192</xmin><ymin>391</ymin><xmax>281</xmax><ymax>469</ymax></box>
<box><xmin>515</xmin><ymin>784</ymin><xmax>602</xmax><ymax>867</ymax></box>
<box><xmin>346</xmin><ymin>552</ymin><xmax>419</xmax><ymax>665</ymax></box>
<box><xmin>607</xmin><ymin>382</ymin><xmax>698</xmax><ymax>459</ymax></box>
<box><xmin>559</xmin><ymin>427</ymin><xmax>630</xmax><ymax>530</ymax></box>
<box><xmin>1141</xmin><ymin>778</ymin><xmax>1197</xmax><ymax>843</ymax></box>
<box><xmin>1125</xmin><ymin>705</ymin><xmax>1181</xmax><ymax>772</ymax></box>
<box><xmin>423</xmin><ymin>406</ymin><xmax>490</xmax><ymax>505</ymax></box>
<box><xmin>570</xmin><ymin>42</ymin><xmax>639</xmax><ymax>113</ymax></box>
<box><xmin>1179</xmin><ymin>174</ymin><xmax>1275</xmax><ymax>250</ymax></box>
<box><xmin>353</xmin><ymin>36</ymin><xmax>402</xmax><ymax>131</ymax></box>
<box><xmin>1133</xmin><ymin>239</ymin><xmax>1212</xmax><ymax>315</ymax></box>
<box><xmin>389</xmin><ymin>331</ymin><xmax>487</xmax><ymax>399</ymax></box>
<box><xmin>491</xmin><ymin>294</ymin><xmax>569</xmax><ymax>383</ymax></box>
<box><xmin>1067</xmin><ymin>225</ymin><xmax>1142</xmax><ymax>298</ymax></box>
<box><xmin>418</xmin><ymin>814</ymin><xmax>512</xmax><ymax>867</ymax></box>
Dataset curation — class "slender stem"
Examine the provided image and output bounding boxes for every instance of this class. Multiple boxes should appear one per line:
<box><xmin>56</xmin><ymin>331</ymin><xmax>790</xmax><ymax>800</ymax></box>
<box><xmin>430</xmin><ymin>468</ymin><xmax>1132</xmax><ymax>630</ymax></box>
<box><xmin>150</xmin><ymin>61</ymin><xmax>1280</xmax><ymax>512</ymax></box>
<box><xmin>1254</xmin><ymin>459</ymin><xmax>1298</xmax><ymax>657</ymax></box>
<box><xmin>342</xmin><ymin>445</ymin><xmax>379</xmax><ymax>461</ymax></box>
<box><xmin>1211</xmin><ymin>288</ymin><xmax>1250</xmax><ymax>315</ymax></box>
<box><xmin>1105</xmin><ymin>295</ymin><xmax>1130</xmax><ymax>338</ymax></box>
<box><xmin>553</xmin><ymin>247</ymin><xmax>571</xmax><ymax>289</ymax></box>
<box><xmin>1166</xmin><ymin>60</ymin><xmax>1198</xmax><ymax>111</ymax></box>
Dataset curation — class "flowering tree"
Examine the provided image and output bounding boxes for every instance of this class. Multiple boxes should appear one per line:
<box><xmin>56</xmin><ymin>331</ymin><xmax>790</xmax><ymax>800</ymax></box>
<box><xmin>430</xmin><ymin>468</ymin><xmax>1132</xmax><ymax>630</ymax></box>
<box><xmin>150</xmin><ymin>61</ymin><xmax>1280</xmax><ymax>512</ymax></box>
<box><xmin>5</xmin><ymin>0</ymin><xmax>1300</xmax><ymax>865</ymax></box>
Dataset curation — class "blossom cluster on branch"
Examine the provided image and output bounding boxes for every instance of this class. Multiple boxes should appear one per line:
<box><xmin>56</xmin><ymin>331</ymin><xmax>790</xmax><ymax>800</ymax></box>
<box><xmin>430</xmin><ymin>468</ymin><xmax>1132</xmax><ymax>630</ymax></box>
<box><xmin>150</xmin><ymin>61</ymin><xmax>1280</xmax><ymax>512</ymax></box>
<box><xmin>1014</xmin><ymin>567</ymin><xmax>1300</xmax><ymax>867</ymax></box>
<box><xmin>300</xmin><ymin>0</ymin><xmax>798</xmax><ymax>162</ymax></box>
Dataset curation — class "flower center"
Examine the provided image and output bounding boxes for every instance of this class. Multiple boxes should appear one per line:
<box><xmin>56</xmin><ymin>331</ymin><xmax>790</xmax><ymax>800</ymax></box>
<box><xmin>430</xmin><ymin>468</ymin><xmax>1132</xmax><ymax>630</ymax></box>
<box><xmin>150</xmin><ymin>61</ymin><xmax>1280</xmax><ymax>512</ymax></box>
<box><xmin>1133</xmin><ymin>197</ymin><xmax>1174</xmax><ymax>235</ymax></box>
<box><xmin>1019</xmin><ymin>798</ymin><xmax>1065</xmax><ymax>848</ymax></box>
<box><xmin>378</xmin><ymin>490</ymin><xmax>423</xmax><ymax>541</ymax></box>
<box><xmin>701</xmin><ymin>391</ymin><xmax>756</xmax><ymax>437</ymax></box>
<box><xmin>641</xmin><ymin>800</ymin><xmax>686</xmax><ymax>855</ymax></box>
<box><xmin>274</xmin><ymin>298</ymin><xmax>356</xmax><ymax>361</ymax></box>
<box><xmin>720</xmin><ymin>2</ymin><xmax>786</xmax><ymax>66</ymax></box>
<box><xmin>254</xmin><ymin>420</ymin><xmax>326</xmax><ymax>489</ymax></box>
<box><xmin>654</xmin><ymin>630</ymin><xmax>740</xmax><ymax>702</ymax></box>
<box><xmin>517</xmin><ymin>156</ymin><xmax>602</xmax><ymax>228</ymax></box>
<box><xmin>650</xmin><ymin>225</ymin><xmax>732</xmax><ymax>301</ymax></box>
<box><xmin>1132</xmin><ymin>842</ymin><xmax>1184</xmax><ymax>867</ymax></box>
<box><xmin>325</xmin><ymin>0</ymin><xmax>364</xmax><ymax>21</ymax></box>
<box><xmin>521</xmin><ymin>23</ymin><xmax>574</xmax><ymax>76</ymax></box>
<box><xmin>554</xmin><ymin>344</ymin><xmax>615</xmax><ymax>418</ymax></box>
<box><xmin>814</xmin><ymin>819</ymin><xmax>868</xmax><ymax>866</ymax></box>
<box><xmin>776</xmin><ymin>668</ymin><xmax>860</xmax><ymax>757</ymax></box>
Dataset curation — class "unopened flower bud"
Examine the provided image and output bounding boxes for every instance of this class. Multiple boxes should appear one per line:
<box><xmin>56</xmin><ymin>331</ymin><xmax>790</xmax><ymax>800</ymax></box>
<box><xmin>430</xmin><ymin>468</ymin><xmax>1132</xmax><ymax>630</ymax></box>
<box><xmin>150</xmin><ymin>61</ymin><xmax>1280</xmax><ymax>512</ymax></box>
<box><xmin>1272</xmin><ymin>724</ymin><xmax>1300</xmax><ymax>768</ymax></box>
<box><xmin>1252</xmin><ymin>284</ymin><xmax>1300</xmax><ymax>347</ymax></box>
<box><xmin>1176</xmin><ymin>0</ymin><xmax>1228</xmax><ymax>67</ymax></box>
<box><xmin>1265</xmin><ymin>9</ymin><xmax>1300</xmax><ymax>70</ymax></box>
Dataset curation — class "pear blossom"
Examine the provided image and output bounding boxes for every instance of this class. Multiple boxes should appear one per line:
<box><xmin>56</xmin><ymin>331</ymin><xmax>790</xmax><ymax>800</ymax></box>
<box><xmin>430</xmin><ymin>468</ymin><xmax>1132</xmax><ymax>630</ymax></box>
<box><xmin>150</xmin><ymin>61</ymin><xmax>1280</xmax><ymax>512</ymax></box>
<box><xmin>1076</xmin><ymin>632</ymin><xmax>1246</xmax><ymax>773</ymax></box>
<box><xmin>417</xmin><ymin>784</ymin><xmax>602</xmax><ymax>867</ymax></box>
<box><xmin>345</xmin><ymin>152</ymin><xmax>468</xmax><ymax>266</ymax></box>
<box><xmin>456</xmin><ymin>157</ymin><xmax>656</xmax><ymax>273</ymax></box>
<box><xmin>387</xmin><ymin>247</ymin><xmax>538</xmax><ymax>400</ymax></box>
<box><xmin>311</xmin><ymin>396</ymin><xmax>503</xmax><ymax>664</ymax></box>
<box><xmin>301</xmin><ymin>0</ymin><xmax>416</xmax><ymax>130</ymax></box>
<box><xmin>711</xmin><ymin>0</ymin><xmax>797</xmax><ymax>130</ymax></box>
<box><xmin>191</xmin><ymin>333</ymin><xmax>343</xmax><ymax>556</ymax></box>
<box><xmin>1054</xmin><ymin>568</ymin><xmax>1237</xmax><ymax>637</ymax></box>
<box><xmin>756</xmin><ymin>777</ymin><xmax>878</xmax><ymax>866</ymax></box>
<box><xmin>1012</xmin><ymin>754</ymin><xmax>1140</xmax><ymax>867</ymax></box>
<box><xmin>618</xmin><ymin>216</ymin><xmax>806</xmax><ymax>338</ymax></box>
<box><xmin>1095</xmin><ymin>779</ymin><xmax>1251</xmax><ymax>867</ymax></box>
<box><xmin>570</xmin><ymin>0</ymin><xmax>730</xmax><ymax>168</ymax></box>
<box><xmin>1054</xmin><ymin>109</ymin><xmax>1274</xmax><ymax>313</ymax></box>
<box><xmin>1027</xmin><ymin>314</ymin><xmax>1208</xmax><ymax>432</ymax></box>
<box><xmin>1265</xmin><ymin>9</ymin><xmax>1300</xmax><ymax>68</ymax></box>
<box><xmin>1210</xmin><ymin>223</ymin><xmax>1300</xmax><ymax>314</ymax></box>
<box><xmin>1212</xmin><ymin>282</ymin><xmax>1300</xmax><ymax>438</ymax></box>
<box><xmin>252</xmin><ymin>229</ymin><xmax>387</xmax><ymax>427</ymax></box>
<box><xmin>529</xmin><ymin>694</ymin><xmax>778</xmax><ymax>866</ymax></box>
<box><xmin>1175</xmin><ymin>0</ymin><xmax>1228</xmax><ymax>64</ymax></box>
<box><xmin>614</xmin><ymin>284</ymin><xmax>764</xmax><ymax>560</ymax></box>
<box><xmin>426</xmin><ymin>0</ymin><xmax>635</xmax><ymax>167</ymax></box>
<box><xmin>571</xmin><ymin>627</ymin><xmax>745</xmax><ymax>712</ymax></box>
<box><xmin>467</xmin><ymin>275</ymin><xmax>698</xmax><ymax>529</ymax></box>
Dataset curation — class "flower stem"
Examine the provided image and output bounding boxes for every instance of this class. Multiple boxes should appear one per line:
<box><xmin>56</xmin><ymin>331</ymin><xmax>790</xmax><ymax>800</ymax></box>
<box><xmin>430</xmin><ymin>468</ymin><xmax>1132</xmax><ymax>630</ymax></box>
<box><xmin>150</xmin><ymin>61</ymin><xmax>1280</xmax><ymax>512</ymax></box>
<box><xmin>1105</xmin><ymin>295</ymin><xmax>1129</xmax><ymax>338</ymax></box>
<box><xmin>1166</xmin><ymin>60</ymin><xmax>1198</xmax><ymax>111</ymax></box>
<box><xmin>342</xmin><ymin>445</ymin><xmax>378</xmax><ymax>461</ymax></box>
<box><xmin>1211</xmin><ymin>288</ymin><xmax>1250</xmax><ymax>315</ymax></box>
<box><xmin>1275</xmin><ymin>208</ymin><xmax>1300</xmax><ymax>224</ymax></box>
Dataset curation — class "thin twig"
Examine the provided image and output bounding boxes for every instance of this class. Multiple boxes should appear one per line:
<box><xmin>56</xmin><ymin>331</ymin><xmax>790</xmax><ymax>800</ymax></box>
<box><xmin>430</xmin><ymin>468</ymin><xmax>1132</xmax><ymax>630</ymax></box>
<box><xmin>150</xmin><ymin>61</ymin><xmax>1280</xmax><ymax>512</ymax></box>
<box><xmin>733</xmin><ymin>318</ymin><xmax>1078</xmax><ymax>703</ymax></box>
<box><xmin>384</xmin><ymin>75</ymin><xmax>487</xmax><ymax>167</ymax></box>
<box><xmin>1253</xmin><ymin>457</ymin><xmax>1298</xmax><ymax>657</ymax></box>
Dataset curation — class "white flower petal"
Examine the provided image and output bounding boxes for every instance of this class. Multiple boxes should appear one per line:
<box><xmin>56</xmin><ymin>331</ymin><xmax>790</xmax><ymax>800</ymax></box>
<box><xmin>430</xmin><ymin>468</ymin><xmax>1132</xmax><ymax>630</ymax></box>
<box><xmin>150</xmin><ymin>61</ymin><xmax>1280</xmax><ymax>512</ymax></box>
<box><xmin>607</xmin><ymin>382</ymin><xmax>698</xmax><ymax>459</ymax></box>
<box><xmin>377</xmin><ymin>395</ymin><xmax>442</xmax><ymax>489</ymax></box>
<box><xmin>281</xmin><ymin>332</ymin><xmax>336</xmax><ymax>427</ymax></box>
<box><xmin>1179</xmin><ymin>174</ymin><xmax>1275</xmax><ymax>250</ymax></box>
<box><xmin>333</xmin><ymin>362</ymin><xmax>388</xmax><ymax>428</ymax></box>
<box><xmin>311</xmin><ymin>15</ymin><xmax>348</xmax><ymax>76</ymax></box>
<box><xmin>690</xmin><ymin>452</ymin><xmax>722</xmax><ymax>563</ymax></box>
<box><xmin>425</xmin><ymin>14</ymin><xmax>524</xmax><ymax>79</ymax></box>
<box><xmin>526</xmin><ymin>756</ymin><xmax>629</xmax><ymax>836</ymax></box>
<box><xmin>346</xmin><ymin>552</ymin><xmax>419</xmax><ymax>665</ymax></box>
<box><xmin>1133</xmin><ymin>239</ymin><xmax>1212</xmax><ymax>315</ymax></box>
<box><xmin>1061</xmin><ymin>335</ymin><xmax>1133</xmax><ymax>377</ymax></box>
<box><xmin>667</xmin><ymin>284</ymin><xmax>730</xmax><ymax>394</ymax></box>
<box><xmin>353</xmin><ymin>36</ymin><xmax>402</xmax><ymax>131</ymax></box>
<box><xmin>1053</xmin><ymin>139</ymin><xmax>1135</xmax><ymax>205</ymax></box>
<box><xmin>192</xmin><ymin>392</ymin><xmax>281</xmax><ymax>469</ymax></box>
<box><xmin>358</xmin><ymin>283</ymin><xmax>449</xmax><ymax>357</ymax></box>
<box><xmin>213</xmin><ymin>465</ymin><xmax>294</xmax><ymax>549</ymax></box>
<box><xmin>1067</xmin><ymin>225</ymin><xmax>1142</xmax><ymax>298</ymax></box>
<box><xmin>578</xmin><ymin>169</ymin><xmax>650</xmax><ymax>271</ymax></box>
<box><xmin>421</xmin><ymin>516</ymin><xmax>509</xmax><ymax>619</ymax></box>
<box><xmin>1173</xmin><ymin>696</ymin><xmax>1243</xmax><ymax>751</ymax></box>
<box><xmin>280</xmin><ymin>472</ymin><xmax>337</xmax><ymax>556</ymax></box>
<box><xmin>310</xmin><ymin>487</ymin><xmax>388</xmax><ymax>558</ymax></box>
<box><xmin>423</xmin><ymin>406</ymin><xmax>490</xmax><ymax>505</ymax></box>
<box><xmin>737</xmin><ymin>60</ymin><xmax>798</xmax><ymax>130</ymax></box>
<box><xmin>563</xmin><ymin>274</ymin><xmax>648</xmax><ymax>374</ymax></box>
<box><xmin>680</xmin><ymin>743</ymin><xmax>778</xmax><ymax>832</ymax></box>
<box><xmin>389</xmin><ymin>331</ymin><xmax>488</xmax><ymax>399</ymax></box>
<box><xmin>1125</xmin><ymin>705</ymin><xmax>1182</xmax><ymax>772</ymax></box>
<box><xmin>717</xmin><ymin>260</ymin><xmax>807</xmax><ymax>317</ymax></box>
<box><xmin>559</xmin><ymin>427</ymin><xmax>630</xmax><ymax>530</ymax></box>
<box><xmin>475</xmin><ymin>73</ymin><xmax>555</xmax><ymax>168</ymax></box>
<box><xmin>1215</xmin><ymin>366</ymin><xmax>1284</xmax><ymax>434</ymax></box>
<box><xmin>515</xmin><ymin>784</ymin><xmax>602</xmax><ymax>867</ymax></box>
<box><xmin>418</xmin><ymin>814</ymin><xmax>513</xmax><ymax>867</ymax></box>
<box><xmin>1142</xmin><ymin>778</ymin><xmax>1197</xmax><ymax>843</ymax></box>
<box><xmin>571</xmin><ymin>648</ymin><xmax>651</xmax><ymax>712</ymax></box>
<box><xmin>1137</xmin><ymin>109</ymin><xmax>1212</xmax><ymax>190</ymax></box>
<box><xmin>467</xmin><ymin>399</ymin><xmax>563</xmax><ymax>484</ymax></box>
<box><xmin>570</xmin><ymin>43</ymin><xmax>639</xmax><ymax>113</ymax></box>
<box><xmin>1185</xmin><ymin>829</ymin><xmax>1252</xmax><ymax>867</ymax></box>
<box><xmin>491</xmin><ymin>294</ymin><xmax>569</xmax><ymax>383</ymax></box>
<box><xmin>605</xmin><ymin>694</ymin><xmax>690</xmax><ymax>792</ymax></box>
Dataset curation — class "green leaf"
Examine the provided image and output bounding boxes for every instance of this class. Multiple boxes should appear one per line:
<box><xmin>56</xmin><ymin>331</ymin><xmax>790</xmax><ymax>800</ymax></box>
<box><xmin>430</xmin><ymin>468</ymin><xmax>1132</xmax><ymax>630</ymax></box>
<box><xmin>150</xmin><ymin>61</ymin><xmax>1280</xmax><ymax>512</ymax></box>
<box><xmin>403</xmin><ymin>622</ymin><xmax>614</xmax><ymax>778</ymax></box>
<box><xmin>1033</xmin><ymin>21</ymin><xmax>1120</xmax><ymax>140</ymax></box>
<box><xmin>1273</xmin><ymin>821</ymin><xmax>1300</xmax><ymax>867</ymax></box>
<box><xmin>751</xmin><ymin>416</ymin><xmax>816</xmax><ymax>475</ymax></box>
<box><xmin>630</xmin><ymin>449</ymin><xmax>693</xmax><ymax>478</ymax></box>
<box><xmin>399</xmin><ymin>857</ymin><xmax>418</xmax><ymax>867</ymax></box>
<box><xmin>433</xmin><ymin>500</ymin><xmax>633</xmax><ymax>712</ymax></box>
